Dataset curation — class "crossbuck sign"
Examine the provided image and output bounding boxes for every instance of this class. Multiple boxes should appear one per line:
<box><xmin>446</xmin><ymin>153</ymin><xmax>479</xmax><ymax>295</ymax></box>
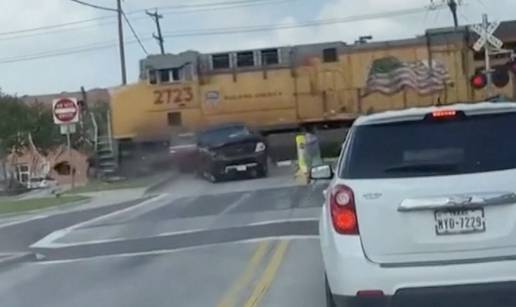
<box><xmin>471</xmin><ymin>20</ymin><xmax>503</xmax><ymax>52</ymax></box>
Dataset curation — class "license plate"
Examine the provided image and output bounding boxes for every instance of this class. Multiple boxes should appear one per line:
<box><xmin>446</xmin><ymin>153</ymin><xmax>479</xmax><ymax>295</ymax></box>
<box><xmin>236</xmin><ymin>165</ymin><xmax>247</xmax><ymax>171</ymax></box>
<box><xmin>434</xmin><ymin>208</ymin><xmax>486</xmax><ymax>235</ymax></box>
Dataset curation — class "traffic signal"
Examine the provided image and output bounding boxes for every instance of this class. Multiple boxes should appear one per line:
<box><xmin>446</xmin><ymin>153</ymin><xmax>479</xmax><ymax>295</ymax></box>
<box><xmin>492</xmin><ymin>69</ymin><xmax>510</xmax><ymax>88</ymax></box>
<box><xmin>471</xmin><ymin>73</ymin><xmax>487</xmax><ymax>89</ymax></box>
<box><xmin>508</xmin><ymin>60</ymin><xmax>516</xmax><ymax>74</ymax></box>
<box><xmin>471</xmin><ymin>64</ymin><xmax>513</xmax><ymax>90</ymax></box>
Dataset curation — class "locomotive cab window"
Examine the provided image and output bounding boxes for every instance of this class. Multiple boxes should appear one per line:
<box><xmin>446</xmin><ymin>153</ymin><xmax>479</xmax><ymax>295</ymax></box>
<box><xmin>323</xmin><ymin>48</ymin><xmax>338</xmax><ymax>63</ymax></box>
<box><xmin>148</xmin><ymin>70</ymin><xmax>158</xmax><ymax>84</ymax></box>
<box><xmin>212</xmin><ymin>53</ymin><xmax>231</xmax><ymax>69</ymax></box>
<box><xmin>159</xmin><ymin>68</ymin><xmax>181</xmax><ymax>83</ymax></box>
<box><xmin>237</xmin><ymin>51</ymin><xmax>255</xmax><ymax>67</ymax></box>
<box><xmin>261</xmin><ymin>49</ymin><xmax>279</xmax><ymax>65</ymax></box>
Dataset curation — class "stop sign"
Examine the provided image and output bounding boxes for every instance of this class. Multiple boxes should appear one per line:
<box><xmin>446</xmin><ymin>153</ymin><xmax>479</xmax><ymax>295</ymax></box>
<box><xmin>52</xmin><ymin>97</ymin><xmax>79</xmax><ymax>124</ymax></box>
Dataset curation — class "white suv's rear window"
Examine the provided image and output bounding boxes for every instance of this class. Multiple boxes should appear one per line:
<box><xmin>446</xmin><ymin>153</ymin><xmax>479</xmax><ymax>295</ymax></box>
<box><xmin>341</xmin><ymin>112</ymin><xmax>516</xmax><ymax>179</ymax></box>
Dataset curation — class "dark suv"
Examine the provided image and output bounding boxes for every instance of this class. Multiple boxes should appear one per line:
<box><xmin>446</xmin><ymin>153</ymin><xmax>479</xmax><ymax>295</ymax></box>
<box><xmin>197</xmin><ymin>124</ymin><xmax>268</xmax><ymax>182</ymax></box>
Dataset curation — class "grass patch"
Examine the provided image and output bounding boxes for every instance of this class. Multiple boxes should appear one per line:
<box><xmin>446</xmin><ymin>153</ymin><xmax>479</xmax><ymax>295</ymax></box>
<box><xmin>0</xmin><ymin>196</ymin><xmax>88</xmax><ymax>215</ymax></box>
<box><xmin>66</xmin><ymin>174</ymin><xmax>163</xmax><ymax>194</ymax></box>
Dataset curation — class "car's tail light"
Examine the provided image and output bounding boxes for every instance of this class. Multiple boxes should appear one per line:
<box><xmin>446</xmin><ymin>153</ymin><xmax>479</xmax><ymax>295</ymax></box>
<box><xmin>357</xmin><ymin>290</ymin><xmax>385</xmax><ymax>297</ymax></box>
<box><xmin>330</xmin><ymin>185</ymin><xmax>359</xmax><ymax>235</ymax></box>
<box><xmin>432</xmin><ymin>109</ymin><xmax>456</xmax><ymax>118</ymax></box>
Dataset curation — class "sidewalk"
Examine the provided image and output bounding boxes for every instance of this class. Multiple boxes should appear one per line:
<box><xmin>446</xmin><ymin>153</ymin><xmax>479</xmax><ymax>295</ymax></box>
<box><xmin>0</xmin><ymin>171</ymin><xmax>176</xmax><ymax>228</ymax></box>
<box><xmin>0</xmin><ymin>188</ymin><xmax>147</xmax><ymax>228</ymax></box>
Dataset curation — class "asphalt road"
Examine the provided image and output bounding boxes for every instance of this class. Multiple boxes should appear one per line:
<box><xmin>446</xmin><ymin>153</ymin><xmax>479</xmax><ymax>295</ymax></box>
<box><xmin>0</xmin><ymin>198</ymin><xmax>147</xmax><ymax>253</ymax></box>
<box><xmin>0</xmin><ymin>167</ymin><xmax>329</xmax><ymax>307</ymax></box>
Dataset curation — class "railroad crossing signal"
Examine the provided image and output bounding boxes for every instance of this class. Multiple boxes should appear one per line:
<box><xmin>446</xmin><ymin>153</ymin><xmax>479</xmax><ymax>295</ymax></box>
<box><xmin>469</xmin><ymin>14</ymin><xmax>504</xmax><ymax>96</ymax></box>
<box><xmin>471</xmin><ymin>21</ymin><xmax>502</xmax><ymax>52</ymax></box>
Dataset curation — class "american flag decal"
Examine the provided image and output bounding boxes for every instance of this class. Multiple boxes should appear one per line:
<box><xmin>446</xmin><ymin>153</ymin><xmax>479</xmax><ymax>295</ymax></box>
<box><xmin>365</xmin><ymin>57</ymin><xmax>451</xmax><ymax>96</ymax></box>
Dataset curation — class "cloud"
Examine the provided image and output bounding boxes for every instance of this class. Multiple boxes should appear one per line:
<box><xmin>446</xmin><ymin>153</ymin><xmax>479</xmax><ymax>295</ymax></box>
<box><xmin>0</xmin><ymin>0</ymin><xmax>515</xmax><ymax>95</ymax></box>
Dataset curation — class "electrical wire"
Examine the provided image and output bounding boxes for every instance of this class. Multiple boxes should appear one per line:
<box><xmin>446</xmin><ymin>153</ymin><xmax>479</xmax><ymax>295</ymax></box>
<box><xmin>162</xmin><ymin>6</ymin><xmax>440</xmax><ymax>38</ymax></box>
<box><xmin>122</xmin><ymin>11</ymin><xmax>149</xmax><ymax>55</ymax></box>
<box><xmin>141</xmin><ymin>0</ymin><xmax>292</xmax><ymax>11</ymax></box>
<box><xmin>475</xmin><ymin>0</ymin><xmax>490</xmax><ymax>11</ymax></box>
<box><xmin>68</xmin><ymin>0</ymin><xmax>118</xmax><ymax>12</ymax></box>
<box><xmin>0</xmin><ymin>0</ymin><xmax>295</xmax><ymax>39</ymax></box>
<box><xmin>151</xmin><ymin>0</ymin><xmax>294</xmax><ymax>15</ymax></box>
<box><xmin>0</xmin><ymin>5</ymin><xmax>447</xmax><ymax>65</ymax></box>
<box><xmin>0</xmin><ymin>15</ymin><xmax>113</xmax><ymax>37</ymax></box>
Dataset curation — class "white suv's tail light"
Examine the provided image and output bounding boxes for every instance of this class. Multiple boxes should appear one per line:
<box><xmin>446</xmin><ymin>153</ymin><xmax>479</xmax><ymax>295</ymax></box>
<box><xmin>330</xmin><ymin>185</ymin><xmax>359</xmax><ymax>235</ymax></box>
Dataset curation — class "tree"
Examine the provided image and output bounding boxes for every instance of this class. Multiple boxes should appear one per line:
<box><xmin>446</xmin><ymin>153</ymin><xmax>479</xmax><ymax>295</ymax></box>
<box><xmin>26</xmin><ymin>102</ymin><xmax>62</xmax><ymax>153</ymax></box>
<box><xmin>0</xmin><ymin>93</ymin><xmax>62</xmax><ymax>186</ymax></box>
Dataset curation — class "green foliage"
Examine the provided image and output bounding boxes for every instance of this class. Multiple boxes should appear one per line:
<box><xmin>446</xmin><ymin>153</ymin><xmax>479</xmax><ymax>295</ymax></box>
<box><xmin>0</xmin><ymin>93</ymin><xmax>62</xmax><ymax>156</ymax></box>
<box><xmin>0</xmin><ymin>195</ymin><xmax>88</xmax><ymax>214</ymax></box>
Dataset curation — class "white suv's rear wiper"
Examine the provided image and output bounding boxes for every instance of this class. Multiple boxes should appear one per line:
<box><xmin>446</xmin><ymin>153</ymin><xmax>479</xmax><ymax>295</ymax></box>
<box><xmin>384</xmin><ymin>162</ymin><xmax>460</xmax><ymax>173</ymax></box>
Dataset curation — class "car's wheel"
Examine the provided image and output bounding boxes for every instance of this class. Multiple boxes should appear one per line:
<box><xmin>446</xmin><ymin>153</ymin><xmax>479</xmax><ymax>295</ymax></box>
<box><xmin>206</xmin><ymin>172</ymin><xmax>217</xmax><ymax>183</ymax></box>
<box><xmin>208</xmin><ymin>171</ymin><xmax>224</xmax><ymax>183</ymax></box>
<box><xmin>325</xmin><ymin>275</ymin><xmax>337</xmax><ymax>307</ymax></box>
<box><xmin>258</xmin><ymin>163</ymin><xmax>268</xmax><ymax>178</ymax></box>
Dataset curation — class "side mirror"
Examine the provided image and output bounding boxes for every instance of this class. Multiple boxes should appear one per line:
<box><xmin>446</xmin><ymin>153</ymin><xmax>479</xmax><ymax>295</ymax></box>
<box><xmin>310</xmin><ymin>165</ymin><xmax>333</xmax><ymax>180</ymax></box>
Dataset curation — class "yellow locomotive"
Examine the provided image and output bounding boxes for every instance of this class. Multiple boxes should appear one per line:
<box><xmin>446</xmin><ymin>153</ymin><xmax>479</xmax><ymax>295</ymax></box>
<box><xmin>110</xmin><ymin>22</ymin><xmax>516</xmax><ymax>143</ymax></box>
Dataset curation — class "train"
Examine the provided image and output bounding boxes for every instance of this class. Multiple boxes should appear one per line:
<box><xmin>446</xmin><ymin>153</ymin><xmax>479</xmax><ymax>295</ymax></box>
<box><xmin>110</xmin><ymin>20</ymin><xmax>516</xmax><ymax>145</ymax></box>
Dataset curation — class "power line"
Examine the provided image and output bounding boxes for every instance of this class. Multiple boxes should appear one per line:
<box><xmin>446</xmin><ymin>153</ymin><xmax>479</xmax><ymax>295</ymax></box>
<box><xmin>0</xmin><ymin>0</ymin><xmax>294</xmax><ymax>39</ymax></box>
<box><xmin>162</xmin><ymin>6</ymin><xmax>442</xmax><ymax>38</ymax></box>
<box><xmin>0</xmin><ymin>1</ymin><xmax>291</xmax><ymax>42</ymax></box>
<box><xmin>68</xmin><ymin>0</ymin><xmax>118</xmax><ymax>12</ymax></box>
<box><xmin>155</xmin><ymin>0</ymin><xmax>293</xmax><ymax>11</ymax></box>
<box><xmin>122</xmin><ymin>11</ymin><xmax>149</xmax><ymax>55</ymax></box>
<box><xmin>0</xmin><ymin>5</ymin><xmax>446</xmax><ymax>65</ymax></box>
<box><xmin>0</xmin><ymin>15</ymin><xmax>112</xmax><ymax>37</ymax></box>
<box><xmin>475</xmin><ymin>0</ymin><xmax>489</xmax><ymax>11</ymax></box>
<box><xmin>157</xmin><ymin>0</ymin><xmax>293</xmax><ymax>14</ymax></box>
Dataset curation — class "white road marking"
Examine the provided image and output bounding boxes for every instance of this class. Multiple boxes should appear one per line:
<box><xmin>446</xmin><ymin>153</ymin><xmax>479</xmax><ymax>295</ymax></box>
<box><xmin>31</xmin><ymin>217</ymin><xmax>319</xmax><ymax>249</ymax></box>
<box><xmin>67</xmin><ymin>194</ymin><xmax>168</xmax><ymax>231</ymax></box>
<box><xmin>217</xmin><ymin>192</ymin><xmax>253</xmax><ymax>216</ymax></box>
<box><xmin>34</xmin><ymin>236</ymin><xmax>319</xmax><ymax>265</ymax></box>
<box><xmin>0</xmin><ymin>215</ymin><xmax>49</xmax><ymax>229</ymax></box>
<box><xmin>30</xmin><ymin>195</ymin><xmax>167</xmax><ymax>249</ymax></box>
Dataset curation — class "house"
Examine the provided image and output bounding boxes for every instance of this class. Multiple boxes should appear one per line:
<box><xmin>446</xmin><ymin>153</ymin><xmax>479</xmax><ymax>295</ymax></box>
<box><xmin>7</xmin><ymin>145</ymin><xmax>89</xmax><ymax>188</ymax></box>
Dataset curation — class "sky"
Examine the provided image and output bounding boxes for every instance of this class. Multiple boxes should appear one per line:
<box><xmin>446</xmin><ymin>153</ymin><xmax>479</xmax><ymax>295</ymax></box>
<box><xmin>0</xmin><ymin>0</ymin><xmax>514</xmax><ymax>95</ymax></box>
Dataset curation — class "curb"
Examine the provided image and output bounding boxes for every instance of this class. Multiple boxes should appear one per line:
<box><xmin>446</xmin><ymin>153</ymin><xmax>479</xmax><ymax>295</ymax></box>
<box><xmin>0</xmin><ymin>198</ymin><xmax>91</xmax><ymax>221</ymax></box>
<box><xmin>145</xmin><ymin>172</ymin><xmax>178</xmax><ymax>195</ymax></box>
<box><xmin>0</xmin><ymin>253</ymin><xmax>34</xmax><ymax>268</ymax></box>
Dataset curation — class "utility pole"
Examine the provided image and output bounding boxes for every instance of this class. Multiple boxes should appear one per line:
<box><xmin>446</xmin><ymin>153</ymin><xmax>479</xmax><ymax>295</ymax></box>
<box><xmin>117</xmin><ymin>0</ymin><xmax>127</xmax><ymax>85</ymax></box>
<box><xmin>146</xmin><ymin>10</ymin><xmax>165</xmax><ymax>54</ymax></box>
<box><xmin>447</xmin><ymin>0</ymin><xmax>459</xmax><ymax>28</ymax></box>
<box><xmin>482</xmin><ymin>14</ymin><xmax>494</xmax><ymax>96</ymax></box>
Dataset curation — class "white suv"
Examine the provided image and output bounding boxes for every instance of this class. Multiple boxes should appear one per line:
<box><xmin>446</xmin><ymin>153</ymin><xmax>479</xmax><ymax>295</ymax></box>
<box><xmin>314</xmin><ymin>102</ymin><xmax>516</xmax><ymax>307</ymax></box>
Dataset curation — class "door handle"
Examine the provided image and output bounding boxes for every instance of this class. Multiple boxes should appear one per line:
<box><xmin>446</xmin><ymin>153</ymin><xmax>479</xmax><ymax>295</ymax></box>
<box><xmin>398</xmin><ymin>192</ymin><xmax>516</xmax><ymax>212</ymax></box>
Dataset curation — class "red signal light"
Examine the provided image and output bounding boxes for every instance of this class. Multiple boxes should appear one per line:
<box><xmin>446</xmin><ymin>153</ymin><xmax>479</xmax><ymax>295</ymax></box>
<box><xmin>471</xmin><ymin>74</ymin><xmax>487</xmax><ymax>89</ymax></box>
<box><xmin>509</xmin><ymin>60</ymin><xmax>516</xmax><ymax>74</ymax></box>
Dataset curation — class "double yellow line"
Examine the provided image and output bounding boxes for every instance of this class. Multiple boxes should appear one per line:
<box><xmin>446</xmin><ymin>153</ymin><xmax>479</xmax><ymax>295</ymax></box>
<box><xmin>217</xmin><ymin>240</ymin><xmax>290</xmax><ymax>307</ymax></box>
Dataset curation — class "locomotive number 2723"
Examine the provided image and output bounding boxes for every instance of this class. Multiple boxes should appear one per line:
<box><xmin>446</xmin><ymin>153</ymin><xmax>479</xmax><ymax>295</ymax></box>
<box><xmin>153</xmin><ymin>87</ymin><xmax>193</xmax><ymax>105</ymax></box>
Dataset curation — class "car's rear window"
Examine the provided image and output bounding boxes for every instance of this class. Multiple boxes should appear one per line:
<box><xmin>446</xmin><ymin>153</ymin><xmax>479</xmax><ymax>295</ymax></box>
<box><xmin>198</xmin><ymin>126</ymin><xmax>251</xmax><ymax>146</ymax></box>
<box><xmin>170</xmin><ymin>134</ymin><xmax>196</xmax><ymax>146</ymax></box>
<box><xmin>341</xmin><ymin>112</ymin><xmax>516</xmax><ymax>179</ymax></box>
